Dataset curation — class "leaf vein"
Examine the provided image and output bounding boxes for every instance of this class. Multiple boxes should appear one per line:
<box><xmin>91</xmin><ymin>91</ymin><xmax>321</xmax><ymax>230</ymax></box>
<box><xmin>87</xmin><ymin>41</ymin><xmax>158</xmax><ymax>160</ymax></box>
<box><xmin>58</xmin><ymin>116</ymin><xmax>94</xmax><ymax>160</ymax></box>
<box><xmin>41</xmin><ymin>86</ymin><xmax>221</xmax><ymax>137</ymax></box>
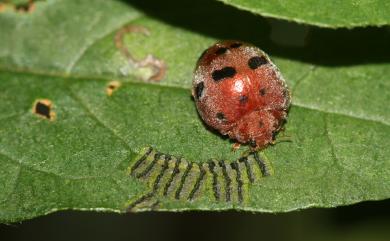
<box><xmin>65</xmin><ymin>14</ymin><xmax>142</xmax><ymax>73</ymax></box>
<box><xmin>64</xmin><ymin>85</ymin><xmax>133</xmax><ymax>153</ymax></box>
<box><xmin>0</xmin><ymin>151</ymin><xmax>111</xmax><ymax>181</ymax></box>
<box><xmin>0</xmin><ymin>68</ymin><xmax>387</xmax><ymax>127</ymax></box>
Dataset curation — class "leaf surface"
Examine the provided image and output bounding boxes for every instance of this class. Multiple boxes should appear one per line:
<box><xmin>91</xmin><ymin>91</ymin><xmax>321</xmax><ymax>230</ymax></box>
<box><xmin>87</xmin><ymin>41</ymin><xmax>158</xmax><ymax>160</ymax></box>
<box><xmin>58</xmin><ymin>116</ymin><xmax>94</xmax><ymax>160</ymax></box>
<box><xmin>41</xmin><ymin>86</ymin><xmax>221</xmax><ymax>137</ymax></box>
<box><xmin>0</xmin><ymin>0</ymin><xmax>389</xmax><ymax>222</ymax></box>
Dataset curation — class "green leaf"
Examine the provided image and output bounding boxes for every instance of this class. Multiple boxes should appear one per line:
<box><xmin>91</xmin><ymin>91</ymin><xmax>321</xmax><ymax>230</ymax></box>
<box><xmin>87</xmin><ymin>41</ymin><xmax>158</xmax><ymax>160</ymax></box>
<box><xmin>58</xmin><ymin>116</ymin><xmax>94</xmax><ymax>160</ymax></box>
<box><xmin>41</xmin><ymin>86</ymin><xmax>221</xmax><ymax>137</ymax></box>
<box><xmin>0</xmin><ymin>0</ymin><xmax>389</xmax><ymax>222</ymax></box>
<box><xmin>217</xmin><ymin>0</ymin><xmax>390</xmax><ymax>28</ymax></box>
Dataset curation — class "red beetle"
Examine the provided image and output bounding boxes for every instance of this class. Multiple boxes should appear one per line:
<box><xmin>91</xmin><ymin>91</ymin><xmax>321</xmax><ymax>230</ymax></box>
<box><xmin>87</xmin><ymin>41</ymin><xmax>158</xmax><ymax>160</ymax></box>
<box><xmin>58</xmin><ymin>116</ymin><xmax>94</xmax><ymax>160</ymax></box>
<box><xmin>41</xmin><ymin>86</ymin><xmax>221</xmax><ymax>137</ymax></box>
<box><xmin>192</xmin><ymin>41</ymin><xmax>290</xmax><ymax>150</ymax></box>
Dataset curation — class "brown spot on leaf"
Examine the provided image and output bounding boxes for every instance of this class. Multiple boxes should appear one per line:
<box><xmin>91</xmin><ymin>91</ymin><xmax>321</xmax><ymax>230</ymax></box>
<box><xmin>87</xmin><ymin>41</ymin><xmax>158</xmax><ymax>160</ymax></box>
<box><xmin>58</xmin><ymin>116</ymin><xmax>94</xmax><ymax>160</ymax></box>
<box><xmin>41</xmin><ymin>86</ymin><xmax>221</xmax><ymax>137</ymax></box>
<box><xmin>115</xmin><ymin>24</ymin><xmax>167</xmax><ymax>82</ymax></box>
<box><xmin>17</xmin><ymin>0</ymin><xmax>35</xmax><ymax>13</ymax></box>
<box><xmin>0</xmin><ymin>3</ymin><xmax>6</xmax><ymax>12</ymax></box>
<box><xmin>106</xmin><ymin>80</ymin><xmax>121</xmax><ymax>96</ymax></box>
<box><xmin>259</xmin><ymin>88</ymin><xmax>267</xmax><ymax>96</ymax></box>
<box><xmin>239</xmin><ymin>95</ymin><xmax>248</xmax><ymax>104</ymax></box>
<box><xmin>137</xmin><ymin>54</ymin><xmax>167</xmax><ymax>82</ymax></box>
<box><xmin>33</xmin><ymin>99</ymin><xmax>55</xmax><ymax>120</ymax></box>
<box><xmin>0</xmin><ymin>0</ymin><xmax>36</xmax><ymax>13</ymax></box>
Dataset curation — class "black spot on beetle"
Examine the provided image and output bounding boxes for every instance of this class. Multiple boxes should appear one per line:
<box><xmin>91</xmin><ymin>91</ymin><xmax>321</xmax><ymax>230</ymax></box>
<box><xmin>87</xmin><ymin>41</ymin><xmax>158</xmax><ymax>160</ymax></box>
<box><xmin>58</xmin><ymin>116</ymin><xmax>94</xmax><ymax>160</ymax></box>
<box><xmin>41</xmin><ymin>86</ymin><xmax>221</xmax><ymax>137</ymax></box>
<box><xmin>216</xmin><ymin>112</ymin><xmax>225</xmax><ymax>120</ymax></box>
<box><xmin>248</xmin><ymin>56</ymin><xmax>268</xmax><ymax>69</ymax></box>
<box><xmin>259</xmin><ymin>88</ymin><xmax>267</xmax><ymax>96</ymax></box>
<box><xmin>259</xmin><ymin>121</ymin><xmax>264</xmax><ymax>128</ymax></box>
<box><xmin>239</xmin><ymin>95</ymin><xmax>248</xmax><ymax>104</ymax></box>
<box><xmin>212</xmin><ymin>67</ymin><xmax>236</xmax><ymax>81</ymax></box>
<box><xmin>215</xmin><ymin>47</ymin><xmax>228</xmax><ymax>55</ymax></box>
<box><xmin>195</xmin><ymin>82</ymin><xmax>204</xmax><ymax>99</ymax></box>
<box><xmin>230</xmin><ymin>43</ymin><xmax>242</xmax><ymax>48</ymax></box>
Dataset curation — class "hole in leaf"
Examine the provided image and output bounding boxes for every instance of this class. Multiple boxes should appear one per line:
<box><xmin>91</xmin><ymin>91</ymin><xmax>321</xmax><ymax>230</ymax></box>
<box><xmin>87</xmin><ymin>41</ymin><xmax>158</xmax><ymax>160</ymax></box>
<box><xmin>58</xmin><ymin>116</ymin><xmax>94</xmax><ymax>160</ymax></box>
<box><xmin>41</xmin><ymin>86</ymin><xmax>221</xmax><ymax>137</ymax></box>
<box><xmin>33</xmin><ymin>99</ymin><xmax>55</xmax><ymax>120</ymax></box>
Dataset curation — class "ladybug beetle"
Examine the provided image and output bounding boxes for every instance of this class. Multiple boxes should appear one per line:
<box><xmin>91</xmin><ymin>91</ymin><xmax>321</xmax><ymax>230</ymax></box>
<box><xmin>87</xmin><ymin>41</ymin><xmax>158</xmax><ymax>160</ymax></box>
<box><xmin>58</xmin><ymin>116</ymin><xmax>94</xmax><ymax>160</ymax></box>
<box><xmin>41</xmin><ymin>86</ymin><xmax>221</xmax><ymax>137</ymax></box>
<box><xmin>192</xmin><ymin>40</ymin><xmax>290</xmax><ymax>150</ymax></box>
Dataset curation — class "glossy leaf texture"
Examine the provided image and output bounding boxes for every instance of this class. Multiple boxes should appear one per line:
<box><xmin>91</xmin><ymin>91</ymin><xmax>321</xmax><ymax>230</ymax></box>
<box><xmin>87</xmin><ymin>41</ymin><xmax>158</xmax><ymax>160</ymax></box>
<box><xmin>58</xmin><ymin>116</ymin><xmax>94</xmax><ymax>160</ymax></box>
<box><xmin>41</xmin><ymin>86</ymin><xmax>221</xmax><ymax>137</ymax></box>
<box><xmin>0</xmin><ymin>0</ymin><xmax>389</xmax><ymax>222</ymax></box>
<box><xmin>217</xmin><ymin>0</ymin><xmax>390</xmax><ymax>28</ymax></box>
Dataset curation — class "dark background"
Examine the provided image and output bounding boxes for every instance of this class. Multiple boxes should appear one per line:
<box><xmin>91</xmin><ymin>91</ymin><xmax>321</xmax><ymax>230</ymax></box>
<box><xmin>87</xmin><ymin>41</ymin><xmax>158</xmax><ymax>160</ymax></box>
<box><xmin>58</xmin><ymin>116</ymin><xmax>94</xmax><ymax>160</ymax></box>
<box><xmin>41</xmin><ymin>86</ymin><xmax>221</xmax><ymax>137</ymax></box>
<box><xmin>1</xmin><ymin>199</ymin><xmax>389</xmax><ymax>241</ymax></box>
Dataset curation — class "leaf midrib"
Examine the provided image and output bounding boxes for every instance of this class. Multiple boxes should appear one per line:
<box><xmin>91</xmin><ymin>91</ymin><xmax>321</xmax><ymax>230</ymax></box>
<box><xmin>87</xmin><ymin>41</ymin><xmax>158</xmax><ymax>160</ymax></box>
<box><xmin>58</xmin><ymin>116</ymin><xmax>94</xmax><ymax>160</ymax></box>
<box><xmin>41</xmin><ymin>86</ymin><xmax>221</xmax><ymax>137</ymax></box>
<box><xmin>1</xmin><ymin>66</ymin><xmax>388</xmax><ymax>127</ymax></box>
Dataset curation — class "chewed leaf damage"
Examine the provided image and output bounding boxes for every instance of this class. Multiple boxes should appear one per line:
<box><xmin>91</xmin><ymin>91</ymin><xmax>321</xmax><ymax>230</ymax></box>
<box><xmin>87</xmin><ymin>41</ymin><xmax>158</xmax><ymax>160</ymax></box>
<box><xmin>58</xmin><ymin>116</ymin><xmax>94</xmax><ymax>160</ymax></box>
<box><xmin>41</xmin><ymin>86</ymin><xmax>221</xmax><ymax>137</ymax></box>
<box><xmin>115</xmin><ymin>25</ymin><xmax>167</xmax><ymax>82</ymax></box>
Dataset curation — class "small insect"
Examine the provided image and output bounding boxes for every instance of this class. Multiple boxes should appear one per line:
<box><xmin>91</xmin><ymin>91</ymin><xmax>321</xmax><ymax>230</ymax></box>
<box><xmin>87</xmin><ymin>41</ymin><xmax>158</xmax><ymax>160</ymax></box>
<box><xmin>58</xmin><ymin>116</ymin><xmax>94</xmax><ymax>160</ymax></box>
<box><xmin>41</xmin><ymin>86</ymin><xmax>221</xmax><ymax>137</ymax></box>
<box><xmin>192</xmin><ymin>41</ymin><xmax>290</xmax><ymax>150</ymax></box>
<box><xmin>127</xmin><ymin>147</ymin><xmax>273</xmax><ymax>210</ymax></box>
